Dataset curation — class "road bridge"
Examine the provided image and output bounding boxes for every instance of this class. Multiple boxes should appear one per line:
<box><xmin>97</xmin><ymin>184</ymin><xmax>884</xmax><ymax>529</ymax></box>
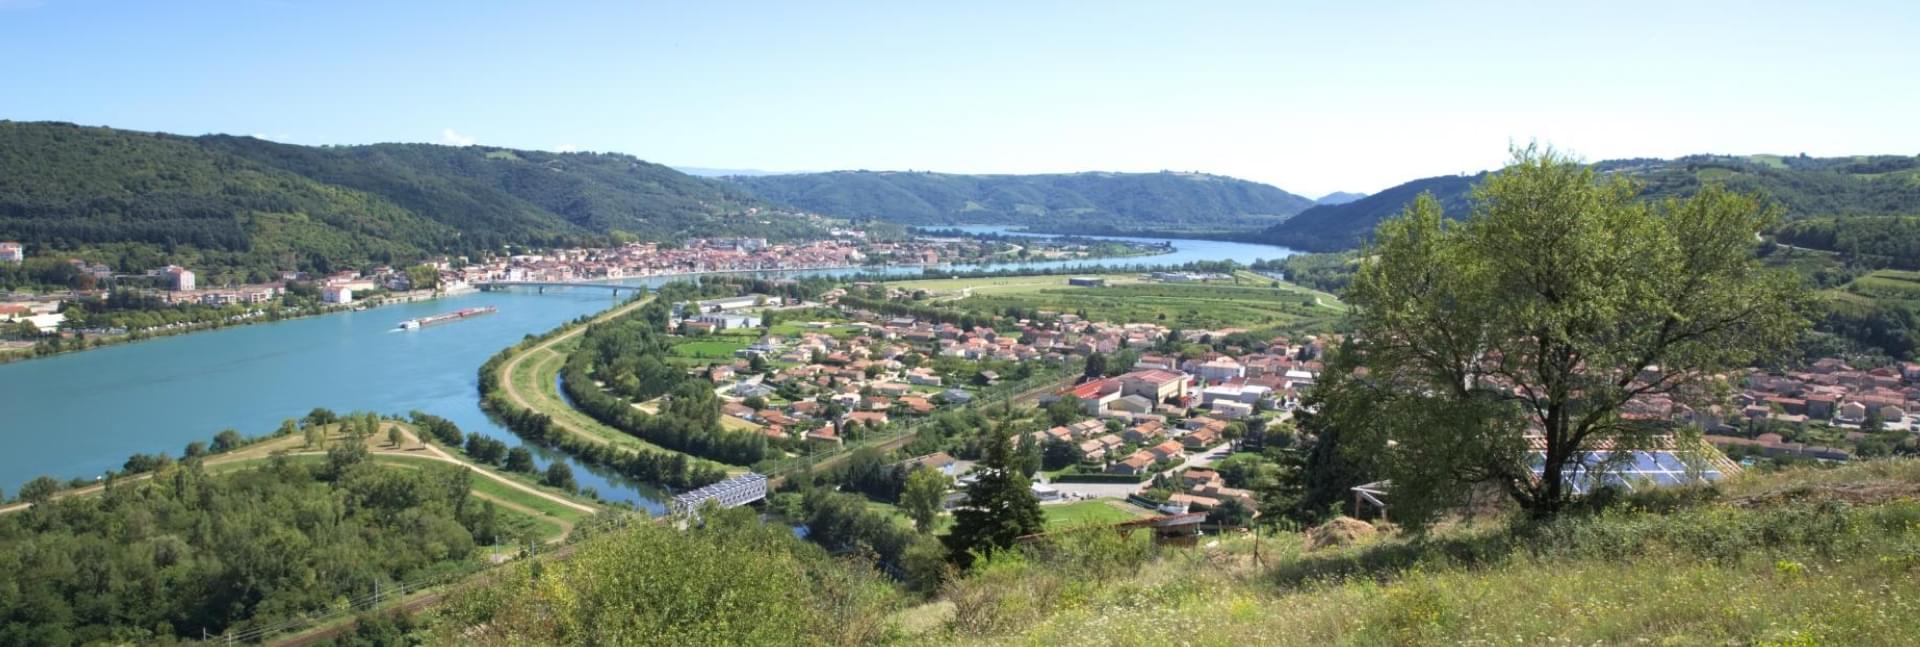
<box><xmin>477</xmin><ymin>281</ymin><xmax>641</xmax><ymax>295</ymax></box>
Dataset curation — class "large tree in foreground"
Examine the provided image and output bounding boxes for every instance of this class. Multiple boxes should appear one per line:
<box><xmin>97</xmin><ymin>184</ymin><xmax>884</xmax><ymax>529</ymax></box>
<box><xmin>1336</xmin><ymin>146</ymin><xmax>1807</xmax><ymax>523</ymax></box>
<box><xmin>943</xmin><ymin>428</ymin><xmax>1044</xmax><ymax>567</ymax></box>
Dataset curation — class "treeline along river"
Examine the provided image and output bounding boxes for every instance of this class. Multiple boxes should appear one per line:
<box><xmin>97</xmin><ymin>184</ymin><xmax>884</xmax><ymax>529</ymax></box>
<box><xmin>0</xmin><ymin>230</ymin><xmax>1294</xmax><ymax>509</ymax></box>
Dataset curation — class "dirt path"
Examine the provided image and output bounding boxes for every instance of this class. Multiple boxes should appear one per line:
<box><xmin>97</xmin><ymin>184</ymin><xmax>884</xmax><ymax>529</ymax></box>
<box><xmin>403</xmin><ymin>428</ymin><xmax>598</xmax><ymax>517</ymax></box>
<box><xmin>496</xmin><ymin>296</ymin><xmax>654</xmax><ymax>448</ymax></box>
<box><xmin>0</xmin><ymin>422</ymin><xmax>597</xmax><ymax>520</ymax></box>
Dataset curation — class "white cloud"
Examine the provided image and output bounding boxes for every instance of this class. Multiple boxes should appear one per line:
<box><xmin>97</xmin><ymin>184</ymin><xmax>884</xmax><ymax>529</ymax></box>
<box><xmin>439</xmin><ymin>128</ymin><xmax>476</xmax><ymax>146</ymax></box>
<box><xmin>555</xmin><ymin>143</ymin><xmax>579</xmax><ymax>153</ymax></box>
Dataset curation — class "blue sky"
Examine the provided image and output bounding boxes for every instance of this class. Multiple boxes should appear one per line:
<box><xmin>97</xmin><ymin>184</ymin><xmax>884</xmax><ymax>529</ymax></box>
<box><xmin>2</xmin><ymin>1</ymin><xmax>1916</xmax><ymax>196</ymax></box>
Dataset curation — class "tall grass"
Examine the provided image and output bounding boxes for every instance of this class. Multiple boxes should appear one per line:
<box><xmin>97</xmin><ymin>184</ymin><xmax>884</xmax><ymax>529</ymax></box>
<box><xmin>926</xmin><ymin>459</ymin><xmax>1920</xmax><ymax>645</ymax></box>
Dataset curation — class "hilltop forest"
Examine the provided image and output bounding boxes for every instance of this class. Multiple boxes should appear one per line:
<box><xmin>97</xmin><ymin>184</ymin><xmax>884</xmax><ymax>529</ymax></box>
<box><xmin>0</xmin><ymin>121</ymin><xmax>814</xmax><ymax>285</ymax></box>
<box><xmin>1263</xmin><ymin>153</ymin><xmax>1920</xmax><ymax>252</ymax></box>
<box><xmin>728</xmin><ymin>170</ymin><xmax>1315</xmax><ymax>230</ymax></box>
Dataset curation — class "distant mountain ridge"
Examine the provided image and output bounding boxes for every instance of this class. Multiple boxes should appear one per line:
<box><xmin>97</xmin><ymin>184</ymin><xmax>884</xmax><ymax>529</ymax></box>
<box><xmin>674</xmin><ymin>166</ymin><xmax>790</xmax><ymax>177</ymax></box>
<box><xmin>1314</xmin><ymin>191</ymin><xmax>1367</xmax><ymax>205</ymax></box>
<box><xmin>1262</xmin><ymin>154</ymin><xmax>1920</xmax><ymax>252</ymax></box>
<box><xmin>727</xmin><ymin>170</ymin><xmax>1316</xmax><ymax>229</ymax></box>
<box><xmin>0</xmin><ymin>121</ymin><xmax>803</xmax><ymax>282</ymax></box>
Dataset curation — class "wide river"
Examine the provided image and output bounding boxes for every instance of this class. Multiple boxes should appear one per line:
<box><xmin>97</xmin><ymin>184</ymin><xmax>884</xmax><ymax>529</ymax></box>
<box><xmin>0</xmin><ymin>229</ymin><xmax>1294</xmax><ymax>510</ymax></box>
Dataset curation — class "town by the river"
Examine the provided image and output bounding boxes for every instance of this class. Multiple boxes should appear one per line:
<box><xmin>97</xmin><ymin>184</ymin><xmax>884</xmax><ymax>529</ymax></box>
<box><xmin>0</xmin><ymin>230</ymin><xmax>1295</xmax><ymax>509</ymax></box>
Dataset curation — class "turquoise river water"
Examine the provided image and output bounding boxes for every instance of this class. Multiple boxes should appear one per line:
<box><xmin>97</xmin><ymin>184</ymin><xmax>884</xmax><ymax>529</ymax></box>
<box><xmin>0</xmin><ymin>230</ymin><xmax>1294</xmax><ymax>510</ymax></box>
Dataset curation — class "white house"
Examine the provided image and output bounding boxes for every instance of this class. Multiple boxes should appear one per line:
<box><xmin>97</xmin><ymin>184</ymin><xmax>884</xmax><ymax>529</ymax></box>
<box><xmin>161</xmin><ymin>266</ymin><xmax>195</xmax><ymax>291</ymax></box>
<box><xmin>1837</xmin><ymin>401</ymin><xmax>1868</xmax><ymax>424</ymax></box>
<box><xmin>1193</xmin><ymin>358</ymin><xmax>1246</xmax><ymax>383</ymax></box>
<box><xmin>321</xmin><ymin>285</ymin><xmax>354</xmax><ymax>304</ymax></box>
<box><xmin>0</xmin><ymin>242</ymin><xmax>21</xmax><ymax>264</ymax></box>
<box><xmin>1201</xmin><ymin>383</ymin><xmax>1272</xmax><ymax>406</ymax></box>
<box><xmin>695</xmin><ymin>312</ymin><xmax>761</xmax><ymax>330</ymax></box>
<box><xmin>1209</xmin><ymin>399</ymin><xmax>1253</xmax><ymax>420</ymax></box>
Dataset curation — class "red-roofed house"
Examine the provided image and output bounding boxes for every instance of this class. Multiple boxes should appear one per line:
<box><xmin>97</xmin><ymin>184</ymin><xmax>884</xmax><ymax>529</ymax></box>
<box><xmin>1070</xmin><ymin>378</ymin><xmax>1123</xmax><ymax>413</ymax></box>
<box><xmin>1106</xmin><ymin>452</ymin><xmax>1155</xmax><ymax>476</ymax></box>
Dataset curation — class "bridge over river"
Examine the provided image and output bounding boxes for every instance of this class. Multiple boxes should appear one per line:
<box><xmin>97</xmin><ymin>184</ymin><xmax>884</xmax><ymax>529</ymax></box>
<box><xmin>477</xmin><ymin>280</ymin><xmax>644</xmax><ymax>295</ymax></box>
<box><xmin>669</xmin><ymin>473</ymin><xmax>768</xmax><ymax>516</ymax></box>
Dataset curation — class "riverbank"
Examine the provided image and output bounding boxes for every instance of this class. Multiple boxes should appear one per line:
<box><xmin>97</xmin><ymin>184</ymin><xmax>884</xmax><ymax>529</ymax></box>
<box><xmin>0</xmin><ymin>284</ymin><xmax>477</xmax><ymax>366</ymax></box>
<box><xmin>476</xmin><ymin>293</ymin><xmax>742</xmax><ymax>490</ymax></box>
<box><xmin>0</xmin><ymin>232</ymin><xmax>1298</xmax><ymax>501</ymax></box>
<box><xmin>0</xmin><ymin>417</ymin><xmax>599</xmax><ymax>528</ymax></box>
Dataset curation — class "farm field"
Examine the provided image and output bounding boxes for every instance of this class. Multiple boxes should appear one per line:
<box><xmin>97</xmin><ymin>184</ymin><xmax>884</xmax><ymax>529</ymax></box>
<box><xmin>1846</xmin><ymin>269</ymin><xmax>1920</xmax><ymax>302</ymax></box>
<box><xmin>1042</xmin><ymin>499</ymin><xmax>1152</xmax><ymax>530</ymax></box>
<box><xmin>882</xmin><ymin>273</ymin><xmax>1150</xmax><ymax>296</ymax></box>
<box><xmin>884</xmin><ymin>271</ymin><xmax>1346</xmax><ymax>332</ymax></box>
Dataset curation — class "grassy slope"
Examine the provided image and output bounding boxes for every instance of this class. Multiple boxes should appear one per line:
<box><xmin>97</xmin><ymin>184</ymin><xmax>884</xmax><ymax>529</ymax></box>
<box><xmin>184</xmin><ymin>423</ymin><xmax>599</xmax><ymax>543</ymax></box>
<box><xmin>1042</xmin><ymin>500</ymin><xmax>1150</xmax><ymax>530</ymax></box>
<box><xmin>915</xmin><ymin>460</ymin><xmax>1920</xmax><ymax>645</ymax></box>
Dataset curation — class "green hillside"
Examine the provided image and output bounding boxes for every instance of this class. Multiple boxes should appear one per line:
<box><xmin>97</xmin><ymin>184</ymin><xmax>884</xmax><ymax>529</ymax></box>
<box><xmin>1260</xmin><ymin>174</ymin><xmax>1482</xmax><ymax>252</ymax></box>
<box><xmin>201</xmin><ymin>136</ymin><xmax>797</xmax><ymax>245</ymax></box>
<box><xmin>728</xmin><ymin>170</ymin><xmax>1315</xmax><ymax>230</ymax></box>
<box><xmin>414</xmin><ymin>460</ymin><xmax>1920</xmax><ymax>645</ymax></box>
<box><xmin>0</xmin><ymin>121</ymin><xmax>456</xmax><ymax>283</ymax></box>
<box><xmin>1265</xmin><ymin>154</ymin><xmax>1920</xmax><ymax>252</ymax></box>
<box><xmin>0</xmin><ymin>122</ymin><xmax>804</xmax><ymax>284</ymax></box>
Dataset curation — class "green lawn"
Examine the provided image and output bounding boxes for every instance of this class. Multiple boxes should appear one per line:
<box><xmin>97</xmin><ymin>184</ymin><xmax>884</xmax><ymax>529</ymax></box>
<box><xmin>1043</xmin><ymin>500</ymin><xmax>1148</xmax><ymax>530</ymax></box>
<box><xmin>671</xmin><ymin>338</ymin><xmax>748</xmax><ymax>359</ymax></box>
<box><xmin>883</xmin><ymin>273</ymin><xmax>1146</xmax><ymax>296</ymax></box>
<box><xmin>507</xmin><ymin>342</ymin><xmax>675</xmax><ymax>454</ymax></box>
<box><xmin>464</xmin><ymin>472</ymin><xmax>590</xmax><ymax>524</ymax></box>
<box><xmin>863</xmin><ymin>499</ymin><xmax>952</xmax><ymax>533</ymax></box>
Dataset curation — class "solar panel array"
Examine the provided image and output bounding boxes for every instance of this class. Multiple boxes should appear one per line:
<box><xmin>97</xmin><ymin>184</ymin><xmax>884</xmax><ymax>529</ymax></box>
<box><xmin>1528</xmin><ymin>450</ymin><xmax>1724</xmax><ymax>494</ymax></box>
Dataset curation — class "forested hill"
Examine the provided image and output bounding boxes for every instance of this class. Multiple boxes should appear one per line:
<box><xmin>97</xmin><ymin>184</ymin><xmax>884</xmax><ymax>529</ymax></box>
<box><xmin>1262</xmin><ymin>154</ymin><xmax>1920</xmax><ymax>252</ymax></box>
<box><xmin>726</xmin><ymin>170</ymin><xmax>1315</xmax><ymax>229</ymax></box>
<box><xmin>0</xmin><ymin>121</ymin><xmax>798</xmax><ymax>283</ymax></box>
<box><xmin>1260</xmin><ymin>174</ymin><xmax>1482</xmax><ymax>252</ymax></box>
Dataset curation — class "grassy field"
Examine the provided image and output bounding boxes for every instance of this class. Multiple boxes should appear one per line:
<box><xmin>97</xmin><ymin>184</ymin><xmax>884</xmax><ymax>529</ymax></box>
<box><xmin>719</xmin><ymin>414</ymin><xmax>764</xmax><ymax>433</ymax></box>
<box><xmin>200</xmin><ymin>452</ymin><xmax>580</xmax><ymax>543</ymax></box>
<box><xmin>883</xmin><ymin>273</ymin><xmax>1149</xmax><ymax>296</ymax></box>
<box><xmin>879</xmin><ymin>271</ymin><xmax>1345</xmax><ymax>332</ymax></box>
<box><xmin>671</xmin><ymin>338</ymin><xmax>748</xmax><ymax>359</ymax></box>
<box><xmin>905</xmin><ymin>460</ymin><xmax>1920</xmax><ymax>645</ymax></box>
<box><xmin>1847</xmin><ymin>269</ymin><xmax>1920</xmax><ymax>301</ymax></box>
<box><xmin>505</xmin><ymin>339</ymin><xmax>675</xmax><ymax>454</ymax></box>
<box><xmin>1042</xmin><ymin>499</ymin><xmax>1151</xmax><ymax>530</ymax></box>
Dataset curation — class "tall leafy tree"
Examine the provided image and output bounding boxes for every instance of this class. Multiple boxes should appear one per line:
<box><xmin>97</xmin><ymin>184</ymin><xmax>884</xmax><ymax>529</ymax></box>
<box><xmin>1335</xmin><ymin>146</ymin><xmax>1807</xmax><ymax>523</ymax></box>
<box><xmin>504</xmin><ymin>447</ymin><xmax>536</xmax><ymax>474</ymax></box>
<box><xmin>543</xmin><ymin>462</ymin><xmax>577</xmax><ymax>492</ymax></box>
<box><xmin>899</xmin><ymin>467</ymin><xmax>951</xmax><ymax>533</ymax></box>
<box><xmin>943</xmin><ymin>429</ymin><xmax>1044</xmax><ymax>566</ymax></box>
